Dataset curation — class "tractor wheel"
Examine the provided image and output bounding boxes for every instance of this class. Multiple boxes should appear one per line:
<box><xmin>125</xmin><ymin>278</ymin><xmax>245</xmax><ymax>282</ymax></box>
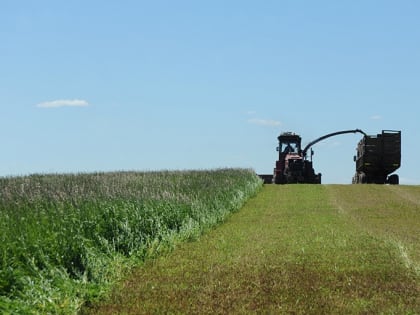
<box><xmin>274</xmin><ymin>175</ymin><xmax>284</xmax><ymax>184</ymax></box>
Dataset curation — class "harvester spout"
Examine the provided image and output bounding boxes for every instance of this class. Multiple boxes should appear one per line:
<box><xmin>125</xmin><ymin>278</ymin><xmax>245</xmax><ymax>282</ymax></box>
<box><xmin>301</xmin><ymin>129</ymin><xmax>366</xmax><ymax>157</ymax></box>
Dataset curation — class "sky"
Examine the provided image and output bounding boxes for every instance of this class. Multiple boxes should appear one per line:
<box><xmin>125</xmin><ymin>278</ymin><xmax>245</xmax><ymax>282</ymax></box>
<box><xmin>1</xmin><ymin>1</ymin><xmax>419</xmax><ymax>184</ymax></box>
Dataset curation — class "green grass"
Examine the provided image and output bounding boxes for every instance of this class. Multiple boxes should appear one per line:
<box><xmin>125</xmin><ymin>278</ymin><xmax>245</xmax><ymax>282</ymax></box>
<box><xmin>0</xmin><ymin>169</ymin><xmax>262</xmax><ymax>314</ymax></box>
<box><xmin>327</xmin><ymin>184</ymin><xmax>420</xmax><ymax>268</ymax></box>
<box><xmin>87</xmin><ymin>185</ymin><xmax>420</xmax><ymax>314</ymax></box>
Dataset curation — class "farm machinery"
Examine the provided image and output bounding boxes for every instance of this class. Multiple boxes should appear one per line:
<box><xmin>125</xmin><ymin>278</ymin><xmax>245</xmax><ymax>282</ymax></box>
<box><xmin>259</xmin><ymin>129</ymin><xmax>401</xmax><ymax>184</ymax></box>
<box><xmin>352</xmin><ymin>130</ymin><xmax>401</xmax><ymax>184</ymax></box>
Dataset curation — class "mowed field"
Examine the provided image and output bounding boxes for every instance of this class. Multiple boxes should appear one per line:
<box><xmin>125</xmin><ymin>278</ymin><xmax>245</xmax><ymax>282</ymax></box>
<box><xmin>88</xmin><ymin>184</ymin><xmax>420</xmax><ymax>314</ymax></box>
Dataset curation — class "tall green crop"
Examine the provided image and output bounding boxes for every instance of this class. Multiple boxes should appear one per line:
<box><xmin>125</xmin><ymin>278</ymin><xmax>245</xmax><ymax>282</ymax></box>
<box><xmin>0</xmin><ymin>169</ymin><xmax>262</xmax><ymax>314</ymax></box>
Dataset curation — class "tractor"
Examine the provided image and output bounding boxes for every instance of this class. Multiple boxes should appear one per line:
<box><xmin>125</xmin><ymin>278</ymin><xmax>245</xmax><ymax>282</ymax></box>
<box><xmin>271</xmin><ymin>131</ymin><xmax>320</xmax><ymax>184</ymax></box>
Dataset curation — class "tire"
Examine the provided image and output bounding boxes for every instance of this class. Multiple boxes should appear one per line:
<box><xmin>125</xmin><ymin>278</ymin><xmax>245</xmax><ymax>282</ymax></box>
<box><xmin>388</xmin><ymin>174</ymin><xmax>399</xmax><ymax>185</ymax></box>
<box><xmin>360</xmin><ymin>173</ymin><xmax>368</xmax><ymax>184</ymax></box>
<box><xmin>316</xmin><ymin>173</ymin><xmax>322</xmax><ymax>184</ymax></box>
<box><xmin>274</xmin><ymin>174</ymin><xmax>285</xmax><ymax>184</ymax></box>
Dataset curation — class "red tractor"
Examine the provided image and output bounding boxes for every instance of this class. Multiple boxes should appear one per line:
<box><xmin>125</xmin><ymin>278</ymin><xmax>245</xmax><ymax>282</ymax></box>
<box><xmin>272</xmin><ymin>132</ymin><xmax>320</xmax><ymax>184</ymax></box>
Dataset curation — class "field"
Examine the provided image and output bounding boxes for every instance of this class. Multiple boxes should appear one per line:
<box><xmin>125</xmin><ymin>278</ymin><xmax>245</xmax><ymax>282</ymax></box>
<box><xmin>87</xmin><ymin>184</ymin><xmax>420</xmax><ymax>314</ymax></box>
<box><xmin>1</xmin><ymin>171</ymin><xmax>419</xmax><ymax>314</ymax></box>
<box><xmin>0</xmin><ymin>169</ymin><xmax>262</xmax><ymax>314</ymax></box>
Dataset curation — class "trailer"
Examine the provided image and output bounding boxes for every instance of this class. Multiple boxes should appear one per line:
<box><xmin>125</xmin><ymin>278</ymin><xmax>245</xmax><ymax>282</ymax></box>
<box><xmin>352</xmin><ymin>130</ymin><xmax>401</xmax><ymax>184</ymax></box>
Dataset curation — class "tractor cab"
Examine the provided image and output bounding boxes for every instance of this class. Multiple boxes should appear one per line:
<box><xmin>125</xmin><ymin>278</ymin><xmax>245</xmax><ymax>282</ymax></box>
<box><xmin>277</xmin><ymin>132</ymin><xmax>302</xmax><ymax>156</ymax></box>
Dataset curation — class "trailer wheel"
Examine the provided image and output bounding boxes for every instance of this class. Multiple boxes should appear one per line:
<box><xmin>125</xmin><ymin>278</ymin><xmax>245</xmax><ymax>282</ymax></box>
<box><xmin>358</xmin><ymin>173</ymin><xmax>367</xmax><ymax>184</ymax></box>
<box><xmin>388</xmin><ymin>174</ymin><xmax>399</xmax><ymax>185</ymax></box>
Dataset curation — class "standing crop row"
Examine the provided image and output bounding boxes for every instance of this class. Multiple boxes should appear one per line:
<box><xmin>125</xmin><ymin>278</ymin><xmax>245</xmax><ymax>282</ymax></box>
<box><xmin>0</xmin><ymin>169</ymin><xmax>262</xmax><ymax>314</ymax></box>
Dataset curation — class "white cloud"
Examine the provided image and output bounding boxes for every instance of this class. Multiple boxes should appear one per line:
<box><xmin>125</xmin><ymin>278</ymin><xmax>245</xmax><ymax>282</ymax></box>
<box><xmin>36</xmin><ymin>99</ymin><xmax>89</xmax><ymax>108</ymax></box>
<box><xmin>371</xmin><ymin>114</ymin><xmax>382</xmax><ymax>120</ymax></box>
<box><xmin>246</xmin><ymin>110</ymin><xmax>257</xmax><ymax>115</ymax></box>
<box><xmin>248</xmin><ymin>118</ymin><xmax>281</xmax><ymax>127</ymax></box>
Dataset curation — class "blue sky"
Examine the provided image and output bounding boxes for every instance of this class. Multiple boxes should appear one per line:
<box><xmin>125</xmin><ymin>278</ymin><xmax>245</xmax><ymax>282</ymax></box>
<box><xmin>1</xmin><ymin>1</ymin><xmax>419</xmax><ymax>184</ymax></box>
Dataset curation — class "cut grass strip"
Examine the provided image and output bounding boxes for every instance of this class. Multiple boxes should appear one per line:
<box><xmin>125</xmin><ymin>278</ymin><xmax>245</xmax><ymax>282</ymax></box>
<box><xmin>86</xmin><ymin>185</ymin><xmax>420</xmax><ymax>314</ymax></box>
<box><xmin>327</xmin><ymin>184</ymin><xmax>420</xmax><ymax>273</ymax></box>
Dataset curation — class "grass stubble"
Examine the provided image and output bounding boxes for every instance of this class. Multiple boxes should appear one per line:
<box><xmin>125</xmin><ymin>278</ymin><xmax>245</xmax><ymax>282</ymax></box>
<box><xmin>88</xmin><ymin>185</ymin><xmax>420</xmax><ymax>314</ymax></box>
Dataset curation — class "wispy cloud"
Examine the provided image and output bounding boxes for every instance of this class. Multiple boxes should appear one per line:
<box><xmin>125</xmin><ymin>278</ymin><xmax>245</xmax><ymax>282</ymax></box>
<box><xmin>36</xmin><ymin>99</ymin><xmax>89</xmax><ymax>108</ymax></box>
<box><xmin>399</xmin><ymin>177</ymin><xmax>420</xmax><ymax>185</ymax></box>
<box><xmin>315</xmin><ymin>139</ymin><xmax>342</xmax><ymax>148</ymax></box>
<box><xmin>248</xmin><ymin>118</ymin><xmax>281</xmax><ymax>127</ymax></box>
<box><xmin>371</xmin><ymin>114</ymin><xmax>382</xmax><ymax>120</ymax></box>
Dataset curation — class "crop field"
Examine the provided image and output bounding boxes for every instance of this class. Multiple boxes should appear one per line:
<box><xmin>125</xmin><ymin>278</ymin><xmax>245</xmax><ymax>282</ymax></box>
<box><xmin>1</xmin><ymin>171</ymin><xmax>419</xmax><ymax>315</ymax></box>
<box><xmin>88</xmin><ymin>184</ymin><xmax>420</xmax><ymax>314</ymax></box>
<box><xmin>0</xmin><ymin>169</ymin><xmax>262</xmax><ymax>314</ymax></box>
